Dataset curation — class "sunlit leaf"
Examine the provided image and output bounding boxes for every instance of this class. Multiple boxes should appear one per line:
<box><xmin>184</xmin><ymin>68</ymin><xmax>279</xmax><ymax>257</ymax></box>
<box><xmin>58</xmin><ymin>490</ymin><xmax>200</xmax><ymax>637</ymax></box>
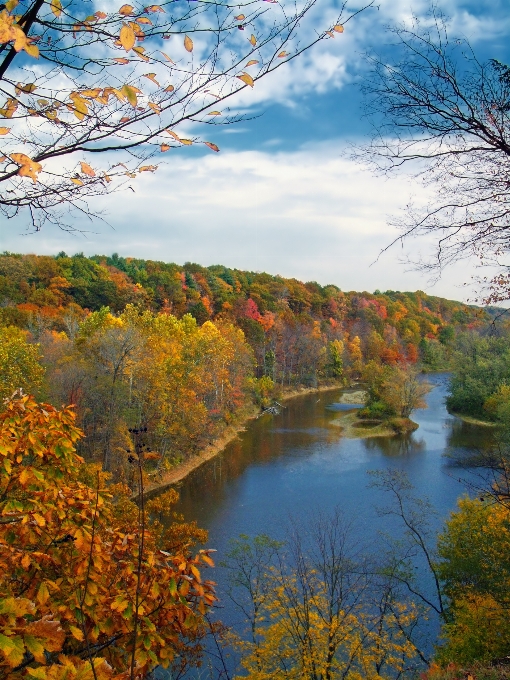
<box><xmin>148</xmin><ymin>102</ymin><xmax>161</xmax><ymax>113</ymax></box>
<box><xmin>71</xmin><ymin>177</ymin><xmax>83</xmax><ymax>185</ymax></box>
<box><xmin>0</xmin><ymin>127</ymin><xmax>10</xmax><ymax>135</ymax></box>
<box><xmin>237</xmin><ymin>72</ymin><xmax>254</xmax><ymax>87</ymax></box>
<box><xmin>95</xmin><ymin>10</ymin><xmax>107</xmax><ymax>18</ymax></box>
<box><xmin>24</xmin><ymin>43</ymin><xmax>39</xmax><ymax>59</ymax></box>
<box><xmin>119</xmin><ymin>4</ymin><xmax>134</xmax><ymax>15</ymax></box>
<box><xmin>5</xmin><ymin>0</ymin><xmax>19</xmax><ymax>11</ymax></box>
<box><xmin>165</xmin><ymin>130</ymin><xmax>180</xmax><ymax>141</ymax></box>
<box><xmin>137</xmin><ymin>16</ymin><xmax>152</xmax><ymax>23</ymax></box>
<box><xmin>277</xmin><ymin>51</ymin><xmax>288</xmax><ymax>57</ymax></box>
<box><xmin>249</xmin><ymin>34</ymin><xmax>256</xmax><ymax>46</ymax></box>
<box><xmin>143</xmin><ymin>72</ymin><xmax>160</xmax><ymax>85</ymax></box>
<box><xmin>161</xmin><ymin>52</ymin><xmax>174</xmax><ymax>63</ymax></box>
<box><xmin>180</xmin><ymin>139</ymin><xmax>192</xmax><ymax>145</ymax></box>
<box><xmin>133</xmin><ymin>46</ymin><xmax>149</xmax><ymax>61</ymax></box>
<box><xmin>333</xmin><ymin>24</ymin><xmax>344</xmax><ymax>32</ymax></box>
<box><xmin>184</xmin><ymin>35</ymin><xmax>193</xmax><ymax>52</ymax></box>
<box><xmin>235</xmin><ymin>13</ymin><xmax>245</xmax><ymax>20</ymax></box>
<box><xmin>120</xmin><ymin>23</ymin><xmax>136</xmax><ymax>51</ymax></box>
<box><xmin>80</xmin><ymin>161</ymin><xmax>95</xmax><ymax>177</ymax></box>
<box><xmin>164</xmin><ymin>84</ymin><xmax>174</xmax><ymax>92</ymax></box>
<box><xmin>208</xmin><ymin>111</ymin><xmax>221</xmax><ymax>115</ymax></box>
<box><xmin>245</xmin><ymin>59</ymin><xmax>258</xmax><ymax>66</ymax></box>
<box><xmin>120</xmin><ymin>84</ymin><xmax>139</xmax><ymax>106</ymax></box>
<box><xmin>160</xmin><ymin>143</ymin><xmax>170</xmax><ymax>151</ymax></box>
<box><xmin>205</xmin><ymin>142</ymin><xmax>219</xmax><ymax>152</ymax></box>
<box><xmin>145</xmin><ymin>4</ymin><xmax>165</xmax><ymax>11</ymax></box>
<box><xmin>325</xmin><ymin>30</ymin><xmax>334</xmax><ymax>37</ymax></box>
<box><xmin>114</xmin><ymin>57</ymin><xmax>130</xmax><ymax>64</ymax></box>
<box><xmin>50</xmin><ymin>0</ymin><xmax>62</xmax><ymax>17</ymax></box>
<box><xmin>15</xmin><ymin>82</ymin><xmax>36</xmax><ymax>95</ymax></box>
<box><xmin>10</xmin><ymin>153</ymin><xmax>42</xmax><ymax>183</ymax></box>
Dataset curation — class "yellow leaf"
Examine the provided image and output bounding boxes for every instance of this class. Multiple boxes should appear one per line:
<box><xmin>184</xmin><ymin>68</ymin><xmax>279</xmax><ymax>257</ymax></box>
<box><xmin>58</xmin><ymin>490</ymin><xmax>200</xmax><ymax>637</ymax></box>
<box><xmin>208</xmin><ymin>111</ymin><xmax>221</xmax><ymax>115</ymax></box>
<box><xmin>5</xmin><ymin>0</ymin><xmax>19</xmax><ymax>10</ymax></box>
<box><xmin>137</xmin><ymin>16</ymin><xmax>151</xmax><ymax>23</ymax></box>
<box><xmin>139</xmin><ymin>164</ymin><xmax>157</xmax><ymax>172</ymax></box>
<box><xmin>0</xmin><ymin>127</ymin><xmax>10</xmax><ymax>135</ymax></box>
<box><xmin>119</xmin><ymin>3</ymin><xmax>134</xmax><ymax>14</ymax></box>
<box><xmin>165</xmin><ymin>129</ymin><xmax>180</xmax><ymax>141</ymax></box>
<box><xmin>160</xmin><ymin>143</ymin><xmax>170</xmax><ymax>151</ymax></box>
<box><xmin>249</xmin><ymin>34</ymin><xmax>256</xmax><ymax>46</ymax></box>
<box><xmin>184</xmin><ymin>35</ymin><xmax>193</xmax><ymax>52</ymax></box>
<box><xmin>33</xmin><ymin>513</ymin><xmax>45</xmax><ymax>526</ymax></box>
<box><xmin>245</xmin><ymin>59</ymin><xmax>258</xmax><ymax>67</ymax></box>
<box><xmin>205</xmin><ymin>141</ymin><xmax>219</xmax><ymax>152</ymax></box>
<box><xmin>145</xmin><ymin>4</ymin><xmax>164</xmax><ymax>11</ymax></box>
<box><xmin>333</xmin><ymin>24</ymin><xmax>344</xmax><ymax>32</ymax></box>
<box><xmin>235</xmin><ymin>14</ymin><xmax>245</xmax><ymax>20</ymax></box>
<box><xmin>277</xmin><ymin>51</ymin><xmax>288</xmax><ymax>57</ymax></box>
<box><xmin>15</xmin><ymin>82</ymin><xmax>36</xmax><ymax>94</ymax></box>
<box><xmin>143</xmin><ymin>72</ymin><xmax>160</xmax><ymax>85</ymax></box>
<box><xmin>133</xmin><ymin>46</ymin><xmax>149</xmax><ymax>61</ymax></box>
<box><xmin>114</xmin><ymin>57</ymin><xmax>129</xmax><ymax>64</ymax></box>
<box><xmin>237</xmin><ymin>72</ymin><xmax>254</xmax><ymax>88</ymax></box>
<box><xmin>121</xmin><ymin>84</ymin><xmax>138</xmax><ymax>106</ymax></box>
<box><xmin>161</xmin><ymin>52</ymin><xmax>174</xmax><ymax>63</ymax></box>
<box><xmin>120</xmin><ymin>23</ymin><xmax>135</xmax><ymax>51</ymax></box>
<box><xmin>95</xmin><ymin>10</ymin><xmax>107</xmax><ymax>18</ymax></box>
<box><xmin>24</xmin><ymin>43</ymin><xmax>39</xmax><ymax>59</ymax></box>
<box><xmin>180</xmin><ymin>138</ymin><xmax>192</xmax><ymax>145</ymax></box>
<box><xmin>36</xmin><ymin>582</ymin><xmax>50</xmax><ymax>605</ymax></box>
<box><xmin>164</xmin><ymin>84</ymin><xmax>174</xmax><ymax>92</ymax></box>
<box><xmin>80</xmin><ymin>161</ymin><xmax>95</xmax><ymax>176</ymax></box>
<box><xmin>10</xmin><ymin>153</ymin><xmax>42</xmax><ymax>183</ymax></box>
<box><xmin>71</xmin><ymin>177</ymin><xmax>84</xmax><ymax>185</ymax></box>
<box><xmin>69</xmin><ymin>625</ymin><xmax>84</xmax><ymax>641</ymax></box>
<box><xmin>50</xmin><ymin>0</ymin><xmax>62</xmax><ymax>17</ymax></box>
<box><xmin>148</xmin><ymin>102</ymin><xmax>161</xmax><ymax>113</ymax></box>
<box><xmin>19</xmin><ymin>468</ymin><xmax>29</xmax><ymax>485</ymax></box>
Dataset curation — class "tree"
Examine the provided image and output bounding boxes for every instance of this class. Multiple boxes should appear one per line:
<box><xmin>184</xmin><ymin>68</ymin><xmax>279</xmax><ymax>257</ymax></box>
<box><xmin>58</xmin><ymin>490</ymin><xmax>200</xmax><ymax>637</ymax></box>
<box><xmin>0</xmin><ymin>325</ymin><xmax>44</xmax><ymax>401</ymax></box>
<box><xmin>379</xmin><ymin>365</ymin><xmax>428</xmax><ymax>419</ymax></box>
<box><xmin>358</xmin><ymin>10</ymin><xmax>510</xmax><ymax>302</ymax></box>
<box><xmin>0</xmin><ymin>0</ymin><xmax>369</xmax><ymax>230</ymax></box>
<box><xmin>222</xmin><ymin>512</ymin><xmax>424</xmax><ymax>679</ymax></box>
<box><xmin>0</xmin><ymin>392</ymin><xmax>216</xmax><ymax>679</ymax></box>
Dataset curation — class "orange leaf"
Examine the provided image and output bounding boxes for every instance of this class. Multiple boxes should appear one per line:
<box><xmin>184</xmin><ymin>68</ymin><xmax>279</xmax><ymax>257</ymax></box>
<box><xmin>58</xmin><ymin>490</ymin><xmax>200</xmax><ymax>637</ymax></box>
<box><xmin>10</xmin><ymin>153</ymin><xmax>42</xmax><ymax>183</ymax></box>
<box><xmin>245</xmin><ymin>59</ymin><xmax>258</xmax><ymax>67</ymax></box>
<box><xmin>120</xmin><ymin>23</ymin><xmax>136</xmax><ymax>51</ymax></box>
<box><xmin>326</xmin><ymin>30</ymin><xmax>334</xmax><ymax>38</ymax></box>
<box><xmin>184</xmin><ymin>35</ymin><xmax>193</xmax><ymax>52</ymax></box>
<box><xmin>164</xmin><ymin>84</ymin><xmax>174</xmax><ymax>92</ymax></box>
<box><xmin>237</xmin><ymin>72</ymin><xmax>254</xmax><ymax>87</ymax></box>
<box><xmin>333</xmin><ymin>24</ymin><xmax>344</xmax><ymax>33</ymax></box>
<box><xmin>80</xmin><ymin>161</ymin><xmax>95</xmax><ymax>177</ymax></box>
<box><xmin>277</xmin><ymin>51</ymin><xmax>288</xmax><ymax>57</ymax></box>
<box><xmin>208</xmin><ymin>111</ymin><xmax>221</xmax><ymax>115</ymax></box>
<box><xmin>145</xmin><ymin>4</ymin><xmax>164</xmax><ymax>11</ymax></box>
<box><xmin>160</xmin><ymin>143</ymin><xmax>170</xmax><ymax>151</ymax></box>
<box><xmin>119</xmin><ymin>3</ymin><xmax>134</xmax><ymax>14</ymax></box>
<box><xmin>205</xmin><ymin>142</ymin><xmax>219</xmax><ymax>152</ymax></box>
<box><xmin>161</xmin><ymin>52</ymin><xmax>174</xmax><ymax>63</ymax></box>
<box><xmin>235</xmin><ymin>14</ymin><xmax>245</xmax><ymax>20</ymax></box>
<box><xmin>95</xmin><ymin>11</ymin><xmax>107</xmax><ymax>18</ymax></box>
<box><xmin>0</xmin><ymin>127</ymin><xmax>10</xmax><ymax>135</ymax></box>
<box><xmin>114</xmin><ymin>57</ymin><xmax>130</xmax><ymax>64</ymax></box>
<box><xmin>137</xmin><ymin>16</ymin><xmax>152</xmax><ymax>23</ymax></box>
<box><xmin>165</xmin><ymin>130</ymin><xmax>180</xmax><ymax>141</ymax></box>
<box><xmin>143</xmin><ymin>72</ymin><xmax>160</xmax><ymax>85</ymax></box>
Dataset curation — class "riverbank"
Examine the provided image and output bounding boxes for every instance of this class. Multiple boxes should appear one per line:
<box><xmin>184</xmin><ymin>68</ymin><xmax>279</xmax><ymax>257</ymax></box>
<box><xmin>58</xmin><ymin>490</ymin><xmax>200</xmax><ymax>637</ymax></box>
<box><xmin>449</xmin><ymin>411</ymin><xmax>498</xmax><ymax>427</ymax></box>
<box><xmin>143</xmin><ymin>382</ymin><xmax>344</xmax><ymax>497</ymax></box>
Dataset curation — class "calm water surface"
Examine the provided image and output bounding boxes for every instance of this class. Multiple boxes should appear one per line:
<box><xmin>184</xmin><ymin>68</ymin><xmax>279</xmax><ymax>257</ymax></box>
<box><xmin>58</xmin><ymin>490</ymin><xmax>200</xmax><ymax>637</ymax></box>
<box><xmin>169</xmin><ymin>374</ymin><xmax>496</xmax><ymax>674</ymax></box>
<box><xmin>174</xmin><ymin>373</ymin><xmax>488</xmax><ymax>549</ymax></box>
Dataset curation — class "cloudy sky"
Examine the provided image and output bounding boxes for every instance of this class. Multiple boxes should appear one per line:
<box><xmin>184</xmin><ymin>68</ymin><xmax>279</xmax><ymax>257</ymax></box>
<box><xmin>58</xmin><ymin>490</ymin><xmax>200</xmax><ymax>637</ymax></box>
<box><xmin>3</xmin><ymin>0</ymin><xmax>510</xmax><ymax>300</ymax></box>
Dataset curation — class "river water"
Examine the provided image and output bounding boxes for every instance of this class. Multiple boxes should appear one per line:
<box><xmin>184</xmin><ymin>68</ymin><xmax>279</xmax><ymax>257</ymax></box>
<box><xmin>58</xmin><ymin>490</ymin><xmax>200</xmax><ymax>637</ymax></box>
<box><xmin>172</xmin><ymin>373</ymin><xmax>494</xmax><ymax>674</ymax></box>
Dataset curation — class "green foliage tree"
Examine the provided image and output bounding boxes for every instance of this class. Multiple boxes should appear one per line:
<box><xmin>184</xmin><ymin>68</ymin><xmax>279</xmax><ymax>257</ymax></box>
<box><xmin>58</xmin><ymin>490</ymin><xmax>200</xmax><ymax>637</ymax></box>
<box><xmin>0</xmin><ymin>325</ymin><xmax>44</xmax><ymax>402</ymax></box>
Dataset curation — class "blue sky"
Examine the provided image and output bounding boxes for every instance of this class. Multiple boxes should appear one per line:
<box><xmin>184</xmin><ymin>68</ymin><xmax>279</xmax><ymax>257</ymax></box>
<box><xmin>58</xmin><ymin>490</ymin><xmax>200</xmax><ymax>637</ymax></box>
<box><xmin>3</xmin><ymin>0</ymin><xmax>510</xmax><ymax>301</ymax></box>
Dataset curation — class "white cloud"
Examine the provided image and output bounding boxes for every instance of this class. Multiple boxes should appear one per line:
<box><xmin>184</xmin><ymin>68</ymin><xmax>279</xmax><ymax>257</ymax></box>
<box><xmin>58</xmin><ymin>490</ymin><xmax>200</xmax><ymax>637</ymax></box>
<box><xmin>3</xmin><ymin>141</ymin><xmax>484</xmax><ymax>301</ymax></box>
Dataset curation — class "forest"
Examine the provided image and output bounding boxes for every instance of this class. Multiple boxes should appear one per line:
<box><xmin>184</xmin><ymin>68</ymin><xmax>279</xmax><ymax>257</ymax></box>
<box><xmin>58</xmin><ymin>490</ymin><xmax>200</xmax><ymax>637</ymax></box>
<box><xmin>1</xmin><ymin>251</ymin><xmax>510</xmax><ymax>680</ymax></box>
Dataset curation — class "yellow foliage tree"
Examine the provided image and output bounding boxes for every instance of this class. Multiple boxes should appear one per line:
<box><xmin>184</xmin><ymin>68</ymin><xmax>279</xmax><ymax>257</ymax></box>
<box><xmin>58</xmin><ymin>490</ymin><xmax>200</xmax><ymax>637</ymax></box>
<box><xmin>0</xmin><ymin>393</ymin><xmax>216</xmax><ymax>679</ymax></box>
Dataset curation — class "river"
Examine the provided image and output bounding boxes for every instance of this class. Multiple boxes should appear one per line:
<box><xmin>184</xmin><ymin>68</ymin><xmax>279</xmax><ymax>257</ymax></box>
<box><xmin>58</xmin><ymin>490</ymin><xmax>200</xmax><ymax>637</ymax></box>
<box><xmin>171</xmin><ymin>373</ymin><xmax>494</xmax><ymax>676</ymax></box>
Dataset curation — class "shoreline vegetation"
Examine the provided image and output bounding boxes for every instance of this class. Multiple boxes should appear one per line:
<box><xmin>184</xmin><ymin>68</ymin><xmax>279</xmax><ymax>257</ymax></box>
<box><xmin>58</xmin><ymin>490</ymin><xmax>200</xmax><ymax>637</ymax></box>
<box><xmin>449</xmin><ymin>411</ymin><xmax>498</xmax><ymax>427</ymax></box>
<box><xmin>143</xmin><ymin>383</ymin><xmax>344</xmax><ymax>497</ymax></box>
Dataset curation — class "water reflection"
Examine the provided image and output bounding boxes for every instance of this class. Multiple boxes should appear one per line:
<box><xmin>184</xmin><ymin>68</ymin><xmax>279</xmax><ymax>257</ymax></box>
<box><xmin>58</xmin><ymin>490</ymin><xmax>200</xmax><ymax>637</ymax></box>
<box><xmin>363</xmin><ymin>433</ymin><xmax>427</xmax><ymax>457</ymax></box>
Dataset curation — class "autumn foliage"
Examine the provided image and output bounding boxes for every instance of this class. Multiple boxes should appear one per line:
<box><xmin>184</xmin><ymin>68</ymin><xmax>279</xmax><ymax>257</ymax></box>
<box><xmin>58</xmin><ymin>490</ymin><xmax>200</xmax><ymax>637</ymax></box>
<box><xmin>0</xmin><ymin>393</ymin><xmax>216</xmax><ymax>679</ymax></box>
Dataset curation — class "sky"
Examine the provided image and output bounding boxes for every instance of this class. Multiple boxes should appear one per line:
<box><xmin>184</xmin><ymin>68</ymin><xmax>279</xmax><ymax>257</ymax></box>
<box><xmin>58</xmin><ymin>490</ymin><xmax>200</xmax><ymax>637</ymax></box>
<box><xmin>2</xmin><ymin>0</ymin><xmax>510</xmax><ymax>301</ymax></box>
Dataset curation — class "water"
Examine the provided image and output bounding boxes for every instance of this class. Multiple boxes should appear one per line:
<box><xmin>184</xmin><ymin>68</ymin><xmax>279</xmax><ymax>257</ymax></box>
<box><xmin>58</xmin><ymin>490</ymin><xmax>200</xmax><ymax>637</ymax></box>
<box><xmin>170</xmin><ymin>373</ymin><xmax>495</xmax><ymax>673</ymax></box>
